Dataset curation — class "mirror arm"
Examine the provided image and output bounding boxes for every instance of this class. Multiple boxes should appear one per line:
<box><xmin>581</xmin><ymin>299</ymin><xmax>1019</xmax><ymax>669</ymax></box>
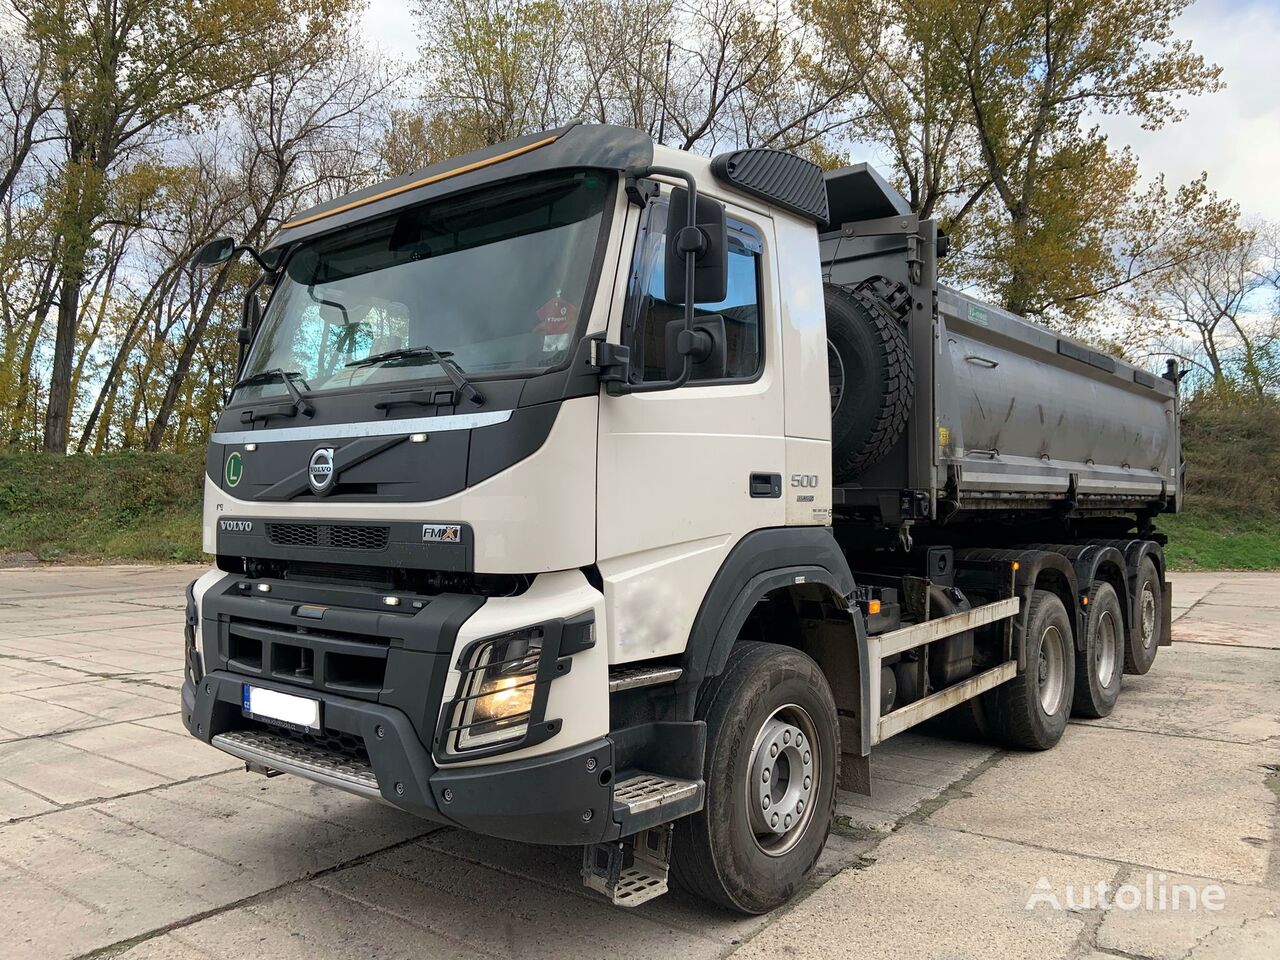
<box><xmin>609</xmin><ymin>164</ymin><xmax>700</xmax><ymax>395</ymax></box>
<box><xmin>235</xmin><ymin>272</ymin><xmax>268</xmax><ymax>378</ymax></box>
<box><xmin>233</xmin><ymin>244</ymin><xmax>271</xmax><ymax>272</ymax></box>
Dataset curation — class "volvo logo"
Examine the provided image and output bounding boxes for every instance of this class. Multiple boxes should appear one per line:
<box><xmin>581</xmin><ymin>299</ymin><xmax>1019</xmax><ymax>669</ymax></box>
<box><xmin>308</xmin><ymin>447</ymin><xmax>336</xmax><ymax>494</ymax></box>
<box><xmin>218</xmin><ymin>519</ymin><xmax>253</xmax><ymax>533</ymax></box>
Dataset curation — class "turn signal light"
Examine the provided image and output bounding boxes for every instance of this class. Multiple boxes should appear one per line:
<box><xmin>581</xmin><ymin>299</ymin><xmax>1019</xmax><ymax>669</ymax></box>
<box><xmin>868</xmin><ymin>600</ymin><xmax>882</xmax><ymax>615</ymax></box>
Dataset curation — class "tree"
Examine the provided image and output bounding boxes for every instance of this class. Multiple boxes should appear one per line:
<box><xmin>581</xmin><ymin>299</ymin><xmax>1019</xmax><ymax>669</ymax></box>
<box><xmin>12</xmin><ymin>0</ymin><xmax>360</xmax><ymax>453</ymax></box>
<box><xmin>802</xmin><ymin>0</ymin><xmax>1221</xmax><ymax>325</ymax></box>
<box><xmin>1131</xmin><ymin>218</ymin><xmax>1280</xmax><ymax>399</ymax></box>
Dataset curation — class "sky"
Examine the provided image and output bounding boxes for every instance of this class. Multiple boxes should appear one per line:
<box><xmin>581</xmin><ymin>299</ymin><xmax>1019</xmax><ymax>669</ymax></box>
<box><xmin>360</xmin><ymin>0</ymin><xmax>1280</xmax><ymax>222</ymax></box>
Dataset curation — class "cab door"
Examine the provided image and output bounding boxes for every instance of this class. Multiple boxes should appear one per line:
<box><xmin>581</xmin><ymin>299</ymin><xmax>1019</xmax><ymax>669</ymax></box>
<box><xmin>595</xmin><ymin>188</ymin><xmax>786</xmax><ymax>664</ymax></box>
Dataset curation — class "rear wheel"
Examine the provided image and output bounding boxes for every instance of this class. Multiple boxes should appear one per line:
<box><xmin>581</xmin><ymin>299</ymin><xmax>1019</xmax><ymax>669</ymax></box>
<box><xmin>1072</xmin><ymin>582</ymin><xmax>1124</xmax><ymax>718</ymax></box>
<box><xmin>672</xmin><ymin>642</ymin><xmax>838</xmax><ymax>914</ymax></box>
<box><xmin>987</xmin><ymin>590</ymin><xmax>1075</xmax><ymax>750</ymax></box>
<box><xmin>1124</xmin><ymin>557</ymin><xmax>1161</xmax><ymax>675</ymax></box>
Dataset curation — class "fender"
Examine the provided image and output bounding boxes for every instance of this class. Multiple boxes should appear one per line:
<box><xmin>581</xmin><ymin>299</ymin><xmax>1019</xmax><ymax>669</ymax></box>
<box><xmin>1081</xmin><ymin>538</ymin><xmax>1169</xmax><ymax>647</ymax></box>
<box><xmin>1025</xmin><ymin>543</ymin><xmax>1129</xmax><ymax>648</ymax></box>
<box><xmin>956</xmin><ymin>547</ymin><xmax>1080</xmax><ymax>666</ymax></box>
<box><xmin>678</xmin><ymin>527</ymin><xmax>863</xmax><ymax>716</ymax></box>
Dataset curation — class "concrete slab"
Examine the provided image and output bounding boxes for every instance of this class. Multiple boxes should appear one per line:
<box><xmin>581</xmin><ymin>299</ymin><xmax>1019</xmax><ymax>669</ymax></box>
<box><xmin>1096</xmin><ymin>867</ymin><xmax>1280</xmax><ymax>960</ymax></box>
<box><xmin>928</xmin><ymin>724</ymin><xmax>1275</xmax><ymax>884</ymax></box>
<box><xmin>732</xmin><ymin>823</ymin><xmax>1103</xmax><ymax>960</ymax></box>
<box><xmin>0</xmin><ymin>735</ymin><xmax>169</xmax><ymax>805</ymax></box>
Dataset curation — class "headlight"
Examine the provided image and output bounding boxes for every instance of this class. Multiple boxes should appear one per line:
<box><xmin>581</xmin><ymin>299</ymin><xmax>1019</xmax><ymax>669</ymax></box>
<box><xmin>450</xmin><ymin>629</ymin><xmax>543</xmax><ymax>751</ymax></box>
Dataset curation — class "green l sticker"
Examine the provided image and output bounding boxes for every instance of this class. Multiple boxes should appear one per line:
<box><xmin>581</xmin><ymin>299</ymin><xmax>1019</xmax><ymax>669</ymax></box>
<box><xmin>225</xmin><ymin>451</ymin><xmax>243</xmax><ymax>487</ymax></box>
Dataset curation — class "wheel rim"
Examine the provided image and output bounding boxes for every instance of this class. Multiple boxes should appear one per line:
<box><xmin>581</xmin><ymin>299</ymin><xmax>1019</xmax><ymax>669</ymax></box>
<box><xmin>827</xmin><ymin>340</ymin><xmax>846</xmax><ymax>415</ymax></box>
<box><xmin>746</xmin><ymin>704</ymin><xmax>820</xmax><ymax>857</ymax></box>
<box><xmin>1095</xmin><ymin>609</ymin><xmax>1118</xmax><ymax>687</ymax></box>
<box><xmin>1140</xmin><ymin>585</ymin><xmax>1156</xmax><ymax>650</ymax></box>
<box><xmin>1037</xmin><ymin>625</ymin><xmax>1066</xmax><ymax>715</ymax></box>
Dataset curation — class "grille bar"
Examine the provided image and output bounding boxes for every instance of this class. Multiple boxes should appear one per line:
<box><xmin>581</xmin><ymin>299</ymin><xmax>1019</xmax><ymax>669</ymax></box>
<box><xmin>266</xmin><ymin>522</ymin><xmax>389</xmax><ymax>551</ymax></box>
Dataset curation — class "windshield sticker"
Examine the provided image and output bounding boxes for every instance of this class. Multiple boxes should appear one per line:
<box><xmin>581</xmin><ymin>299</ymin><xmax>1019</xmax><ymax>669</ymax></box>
<box><xmin>225</xmin><ymin>451</ymin><xmax>243</xmax><ymax>487</ymax></box>
<box><xmin>537</xmin><ymin>295</ymin><xmax>577</xmax><ymax>354</ymax></box>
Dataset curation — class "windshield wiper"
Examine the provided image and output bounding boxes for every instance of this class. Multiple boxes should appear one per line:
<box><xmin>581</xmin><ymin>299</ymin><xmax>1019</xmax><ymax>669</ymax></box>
<box><xmin>346</xmin><ymin>345</ymin><xmax>484</xmax><ymax>406</ymax></box>
<box><xmin>231</xmin><ymin>368</ymin><xmax>314</xmax><ymax>418</ymax></box>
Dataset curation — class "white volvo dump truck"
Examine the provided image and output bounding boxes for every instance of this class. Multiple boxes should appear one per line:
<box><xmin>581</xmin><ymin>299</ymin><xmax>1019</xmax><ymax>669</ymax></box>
<box><xmin>182</xmin><ymin>123</ymin><xmax>1179</xmax><ymax>913</ymax></box>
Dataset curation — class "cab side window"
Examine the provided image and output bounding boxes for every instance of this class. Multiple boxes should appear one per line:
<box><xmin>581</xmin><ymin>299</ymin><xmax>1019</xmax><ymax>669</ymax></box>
<box><xmin>627</xmin><ymin>200</ymin><xmax>763</xmax><ymax>383</ymax></box>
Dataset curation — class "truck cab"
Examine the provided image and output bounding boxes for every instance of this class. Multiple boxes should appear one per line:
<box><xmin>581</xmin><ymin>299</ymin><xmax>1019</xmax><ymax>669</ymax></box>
<box><xmin>183</xmin><ymin>123</ymin><xmax>1176</xmax><ymax>914</ymax></box>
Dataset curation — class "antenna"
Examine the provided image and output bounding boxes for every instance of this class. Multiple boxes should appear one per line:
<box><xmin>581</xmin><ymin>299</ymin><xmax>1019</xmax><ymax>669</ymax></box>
<box><xmin>658</xmin><ymin>38</ymin><xmax>672</xmax><ymax>144</ymax></box>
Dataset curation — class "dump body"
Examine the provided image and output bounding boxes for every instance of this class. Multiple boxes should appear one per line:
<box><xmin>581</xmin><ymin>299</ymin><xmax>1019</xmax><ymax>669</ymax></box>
<box><xmin>820</xmin><ymin>164</ymin><xmax>1180</xmax><ymax>522</ymax></box>
<box><xmin>934</xmin><ymin>287</ymin><xmax>1179</xmax><ymax>510</ymax></box>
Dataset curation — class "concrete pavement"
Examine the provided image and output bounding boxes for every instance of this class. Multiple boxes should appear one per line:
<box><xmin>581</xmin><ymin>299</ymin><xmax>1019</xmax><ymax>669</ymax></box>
<box><xmin>0</xmin><ymin>566</ymin><xmax>1275</xmax><ymax>959</ymax></box>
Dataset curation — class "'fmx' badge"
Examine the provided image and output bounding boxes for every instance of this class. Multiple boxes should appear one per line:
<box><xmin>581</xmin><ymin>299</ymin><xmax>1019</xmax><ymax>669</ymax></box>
<box><xmin>422</xmin><ymin>524</ymin><xmax>462</xmax><ymax>544</ymax></box>
<box><xmin>225</xmin><ymin>451</ymin><xmax>243</xmax><ymax>487</ymax></box>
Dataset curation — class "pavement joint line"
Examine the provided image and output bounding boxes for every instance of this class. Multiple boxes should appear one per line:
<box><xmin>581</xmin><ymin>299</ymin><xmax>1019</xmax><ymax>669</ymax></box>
<box><xmin>0</xmin><ymin>773</ymin><xmax>62</xmax><ymax>807</ymax></box>
<box><xmin>92</xmin><ymin>805</ymin><xmax>247</xmax><ymax>870</ymax></box>
<box><xmin>1168</xmin><ymin>638</ymin><xmax>1280</xmax><ymax>651</ymax></box>
<box><xmin>70</xmin><ymin>828</ymin><xmax>442</xmax><ymax>960</ymax></box>
<box><xmin>3</xmin><ymin>769</ymin><xmax>235</xmax><ymax>827</ymax></box>
<box><xmin>394</xmin><ymin>838</ymin><xmax>731</xmax><ymax>947</ymax></box>
<box><xmin>0</xmin><ymin>649</ymin><xmax>182</xmax><ymax>689</ymax></box>
<box><xmin>197</xmin><ymin>770</ymin><xmax>406</xmax><ymax>829</ymax></box>
<box><xmin>1062</xmin><ymin>860</ymin><xmax>1129</xmax><ymax>960</ymax></box>
<box><xmin>0</xmin><ymin>848</ymin><xmax>109</xmax><ymax>916</ymax></box>
<box><xmin>0</xmin><ymin>709</ymin><xmax>176</xmax><ymax>747</ymax></box>
<box><xmin>918</xmin><ymin>820</ymin><xmax>1277</xmax><ymax>890</ymax></box>
<box><xmin>311</xmin><ymin>865</ymin><xmax>512</xmax><ymax>960</ymax></box>
<box><xmin>1067</xmin><ymin>718</ymin><xmax>1280</xmax><ymax>749</ymax></box>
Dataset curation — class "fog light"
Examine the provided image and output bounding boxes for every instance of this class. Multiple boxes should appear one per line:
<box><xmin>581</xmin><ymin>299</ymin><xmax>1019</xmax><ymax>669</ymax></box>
<box><xmin>451</xmin><ymin>630</ymin><xmax>543</xmax><ymax>752</ymax></box>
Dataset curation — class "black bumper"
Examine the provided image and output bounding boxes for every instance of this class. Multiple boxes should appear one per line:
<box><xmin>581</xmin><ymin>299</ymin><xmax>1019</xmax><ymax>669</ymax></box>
<box><xmin>182</xmin><ymin>671</ymin><xmax>618</xmax><ymax>845</ymax></box>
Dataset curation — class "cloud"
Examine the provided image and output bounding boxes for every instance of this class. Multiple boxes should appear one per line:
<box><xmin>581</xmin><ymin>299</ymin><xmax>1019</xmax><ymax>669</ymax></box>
<box><xmin>1096</xmin><ymin>0</ymin><xmax>1280</xmax><ymax>221</ymax></box>
<box><xmin>364</xmin><ymin>0</ymin><xmax>418</xmax><ymax>59</ymax></box>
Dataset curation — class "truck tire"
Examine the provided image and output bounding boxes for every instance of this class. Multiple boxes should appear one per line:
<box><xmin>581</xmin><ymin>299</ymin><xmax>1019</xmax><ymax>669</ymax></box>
<box><xmin>1124</xmin><ymin>557</ymin><xmax>1161</xmax><ymax>675</ymax></box>
<box><xmin>672</xmin><ymin>641</ymin><xmax>838</xmax><ymax>914</ymax></box>
<box><xmin>1072</xmin><ymin>582</ymin><xmax>1123</xmax><ymax>718</ymax></box>
<box><xmin>825</xmin><ymin>285</ymin><xmax>913</xmax><ymax>482</ymax></box>
<box><xmin>987</xmin><ymin>590</ymin><xmax>1075</xmax><ymax>750</ymax></box>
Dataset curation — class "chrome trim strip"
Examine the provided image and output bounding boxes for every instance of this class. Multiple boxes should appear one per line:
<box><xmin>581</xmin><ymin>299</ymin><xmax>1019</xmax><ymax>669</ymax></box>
<box><xmin>210</xmin><ymin>409</ymin><xmax>512</xmax><ymax>446</ymax></box>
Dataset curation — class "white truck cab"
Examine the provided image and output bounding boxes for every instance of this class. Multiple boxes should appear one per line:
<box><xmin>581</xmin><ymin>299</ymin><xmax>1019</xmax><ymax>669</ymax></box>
<box><xmin>183</xmin><ymin>123</ymin><xmax>1177</xmax><ymax>913</ymax></box>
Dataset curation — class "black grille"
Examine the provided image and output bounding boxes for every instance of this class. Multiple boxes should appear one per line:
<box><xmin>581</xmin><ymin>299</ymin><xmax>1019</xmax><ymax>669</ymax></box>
<box><xmin>266</xmin><ymin>522</ymin><xmax>388</xmax><ymax>551</ymax></box>
<box><xmin>267</xmin><ymin>523</ymin><xmax>320</xmax><ymax>547</ymax></box>
<box><xmin>330</xmin><ymin>525</ymin><xmax>389</xmax><ymax>550</ymax></box>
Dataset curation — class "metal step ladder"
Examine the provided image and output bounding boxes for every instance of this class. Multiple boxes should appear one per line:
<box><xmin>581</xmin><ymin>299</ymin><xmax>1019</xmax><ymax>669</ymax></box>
<box><xmin>582</xmin><ymin>772</ymin><xmax>703</xmax><ymax>906</ymax></box>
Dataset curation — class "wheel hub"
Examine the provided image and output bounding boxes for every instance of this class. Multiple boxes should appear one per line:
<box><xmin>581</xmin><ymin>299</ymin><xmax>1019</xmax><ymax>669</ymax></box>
<box><xmin>1038</xmin><ymin>625</ymin><xmax>1065</xmax><ymax>714</ymax></box>
<box><xmin>1095</xmin><ymin>609</ymin><xmax>1118</xmax><ymax>686</ymax></box>
<box><xmin>1140</xmin><ymin>585</ymin><xmax>1156</xmax><ymax>649</ymax></box>
<box><xmin>747</xmin><ymin>707</ymin><xmax>818</xmax><ymax>856</ymax></box>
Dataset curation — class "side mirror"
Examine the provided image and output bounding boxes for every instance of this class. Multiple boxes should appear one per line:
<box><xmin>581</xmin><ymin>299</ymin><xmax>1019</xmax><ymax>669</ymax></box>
<box><xmin>665</xmin><ymin>315</ymin><xmax>727</xmax><ymax>381</ymax></box>
<box><xmin>664</xmin><ymin>187</ymin><xmax>727</xmax><ymax>305</ymax></box>
<box><xmin>193</xmin><ymin>236</ymin><xmax>236</xmax><ymax>268</ymax></box>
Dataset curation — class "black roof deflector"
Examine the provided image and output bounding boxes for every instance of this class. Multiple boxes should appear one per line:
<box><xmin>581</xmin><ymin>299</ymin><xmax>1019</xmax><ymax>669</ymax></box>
<box><xmin>823</xmin><ymin>163</ymin><xmax>911</xmax><ymax>230</ymax></box>
<box><xmin>268</xmin><ymin>123</ymin><xmax>654</xmax><ymax>251</ymax></box>
<box><xmin>710</xmin><ymin>148</ymin><xmax>829</xmax><ymax>223</ymax></box>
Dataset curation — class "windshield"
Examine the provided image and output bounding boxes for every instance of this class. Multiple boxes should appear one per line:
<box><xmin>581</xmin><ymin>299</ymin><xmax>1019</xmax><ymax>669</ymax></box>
<box><xmin>237</xmin><ymin>170</ymin><xmax>612</xmax><ymax>401</ymax></box>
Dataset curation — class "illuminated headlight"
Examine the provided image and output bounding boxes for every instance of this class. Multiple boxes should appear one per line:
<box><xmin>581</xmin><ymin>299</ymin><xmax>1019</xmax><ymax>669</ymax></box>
<box><xmin>450</xmin><ymin>629</ymin><xmax>544</xmax><ymax>751</ymax></box>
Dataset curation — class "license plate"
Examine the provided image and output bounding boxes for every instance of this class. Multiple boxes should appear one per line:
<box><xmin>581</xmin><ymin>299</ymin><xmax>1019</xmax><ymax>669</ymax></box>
<box><xmin>242</xmin><ymin>684</ymin><xmax>321</xmax><ymax>731</ymax></box>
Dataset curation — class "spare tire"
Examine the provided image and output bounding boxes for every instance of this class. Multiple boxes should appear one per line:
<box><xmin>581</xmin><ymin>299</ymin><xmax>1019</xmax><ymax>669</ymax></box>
<box><xmin>825</xmin><ymin>283</ymin><xmax>914</xmax><ymax>482</ymax></box>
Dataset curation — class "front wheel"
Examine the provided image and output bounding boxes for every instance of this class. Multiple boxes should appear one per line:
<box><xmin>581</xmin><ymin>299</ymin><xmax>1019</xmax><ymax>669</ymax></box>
<box><xmin>672</xmin><ymin>642</ymin><xmax>839</xmax><ymax>914</ymax></box>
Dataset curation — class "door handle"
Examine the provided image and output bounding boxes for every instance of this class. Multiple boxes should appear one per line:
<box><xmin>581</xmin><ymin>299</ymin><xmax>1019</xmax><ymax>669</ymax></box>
<box><xmin>750</xmin><ymin>473</ymin><xmax>782</xmax><ymax>498</ymax></box>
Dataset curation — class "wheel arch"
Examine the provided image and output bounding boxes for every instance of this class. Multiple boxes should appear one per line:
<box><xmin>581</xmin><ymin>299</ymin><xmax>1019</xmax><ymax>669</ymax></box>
<box><xmin>678</xmin><ymin>528</ymin><xmax>871</xmax><ymax>753</ymax></box>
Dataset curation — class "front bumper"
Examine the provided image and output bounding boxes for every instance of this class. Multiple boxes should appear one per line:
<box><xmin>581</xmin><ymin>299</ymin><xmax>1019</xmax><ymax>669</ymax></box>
<box><xmin>182</xmin><ymin>671</ymin><xmax>618</xmax><ymax>844</ymax></box>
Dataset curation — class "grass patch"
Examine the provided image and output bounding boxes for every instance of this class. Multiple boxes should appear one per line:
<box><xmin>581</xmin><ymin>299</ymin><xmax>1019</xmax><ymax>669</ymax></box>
<box><xmin>0</xmin><ymin>451</ymin><xmax>204</xmax><ymax>563</ymax></box>
<box><xmin>1160</xmin><ymin>511</ymin><xmax>1280</xmax><ymax>571</ymax></box>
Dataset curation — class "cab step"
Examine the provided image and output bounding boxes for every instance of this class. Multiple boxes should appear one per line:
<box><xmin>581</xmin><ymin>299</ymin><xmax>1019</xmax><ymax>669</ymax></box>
<box><xmin>583</xmin><ymin>824</ymin><xmax>673</xmax><ymax>907</ymax></box>
<box><xmin>608</xmin><ymin>664</ymin><xmax>683</xmax><ymax>692</ymax></box>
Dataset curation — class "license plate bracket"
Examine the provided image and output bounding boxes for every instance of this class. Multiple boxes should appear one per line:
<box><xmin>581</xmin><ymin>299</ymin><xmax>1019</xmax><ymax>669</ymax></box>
<box><xmin>242</xmin><ymin>684</ymin><xmax>322</xmax><ymax>732</ymax></box>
